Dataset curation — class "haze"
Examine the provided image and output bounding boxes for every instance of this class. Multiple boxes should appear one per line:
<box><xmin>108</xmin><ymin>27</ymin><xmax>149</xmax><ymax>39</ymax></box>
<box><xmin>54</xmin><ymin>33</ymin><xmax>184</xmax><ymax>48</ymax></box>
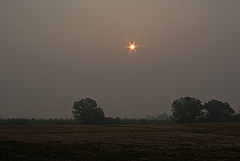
<box><xmin>1</xmin><ymin>0</ymin><xmax>240</xmax><ymax>118</ymax></box>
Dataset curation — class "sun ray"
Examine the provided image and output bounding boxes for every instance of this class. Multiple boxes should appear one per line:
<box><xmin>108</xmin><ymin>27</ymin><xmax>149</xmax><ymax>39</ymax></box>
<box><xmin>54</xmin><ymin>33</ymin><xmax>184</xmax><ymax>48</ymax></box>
<box><xmin>127</xmin><ymin>41</ymin><xmax>139</xmax><ymax>54</ymax></box>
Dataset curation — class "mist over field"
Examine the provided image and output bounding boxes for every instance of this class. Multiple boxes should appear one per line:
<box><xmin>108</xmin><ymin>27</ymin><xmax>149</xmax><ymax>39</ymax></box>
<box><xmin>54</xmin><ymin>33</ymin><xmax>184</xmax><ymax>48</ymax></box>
<box><xmin>1</xmin><ymin>1</ymin><xmax>240</xmax><ymax>161</ymax></box>
<box><xmin>1</xmin><ymin>0</ymin><xmax>240</xmax><ymax>119</ymax></box>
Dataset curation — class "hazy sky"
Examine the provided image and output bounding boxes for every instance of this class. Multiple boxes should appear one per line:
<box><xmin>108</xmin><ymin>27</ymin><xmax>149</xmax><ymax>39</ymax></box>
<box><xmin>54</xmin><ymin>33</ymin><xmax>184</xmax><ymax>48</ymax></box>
<box><xmin>1</xmin><ymin>0</ymin><xmax>240</xmax><ymax>118</ymax></box>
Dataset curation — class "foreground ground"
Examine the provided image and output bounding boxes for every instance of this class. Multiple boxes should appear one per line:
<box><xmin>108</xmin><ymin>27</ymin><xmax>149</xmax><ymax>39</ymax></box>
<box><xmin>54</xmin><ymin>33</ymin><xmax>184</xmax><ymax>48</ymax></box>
<box><xmin>0</xmin><ymin>123</ymin><xmax>239</xmax><ymax>161</ymax></box>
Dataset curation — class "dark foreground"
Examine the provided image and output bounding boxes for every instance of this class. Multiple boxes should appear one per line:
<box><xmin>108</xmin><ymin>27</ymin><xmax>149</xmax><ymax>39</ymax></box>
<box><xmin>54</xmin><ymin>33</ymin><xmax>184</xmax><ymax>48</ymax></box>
<box><xmin>0</xmin><ymin>123</ymin><xmax>239</xmax><ymax>161</ymax></box>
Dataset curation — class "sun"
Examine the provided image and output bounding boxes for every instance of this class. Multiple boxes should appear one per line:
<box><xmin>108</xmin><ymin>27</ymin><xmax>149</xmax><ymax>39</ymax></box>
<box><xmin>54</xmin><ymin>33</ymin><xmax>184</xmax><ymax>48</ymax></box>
<box><xmin>127</xmin><ymin>41</ymin><xmax>138</xmax><ymax>54</ymax></box>
<box><xmin>130</xmin><ymin>44</ymin><xmax>135</xmax><ymax>49</ymax></box>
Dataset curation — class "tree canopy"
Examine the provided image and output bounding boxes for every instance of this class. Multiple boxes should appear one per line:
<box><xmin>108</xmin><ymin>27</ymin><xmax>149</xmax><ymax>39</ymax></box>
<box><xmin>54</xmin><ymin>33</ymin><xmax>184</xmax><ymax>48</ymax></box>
<box><xmin>172</xmin><ymin>97</ymin><xmax>202</xmax><ymax>122</ymax></box>
<box><xmin>171</xmin><ymin>97</ymin><xmax>237</xmax><ymax>122</ymax></box>
<box><xmin>204</xmin><ymin>100</ymin><xmax>235</xmax><ymax>122</ymax></box>
<box><xmin>72</xmin><ymin>98</ymin><xmax>105</xmax><ymax>125</ymax></box>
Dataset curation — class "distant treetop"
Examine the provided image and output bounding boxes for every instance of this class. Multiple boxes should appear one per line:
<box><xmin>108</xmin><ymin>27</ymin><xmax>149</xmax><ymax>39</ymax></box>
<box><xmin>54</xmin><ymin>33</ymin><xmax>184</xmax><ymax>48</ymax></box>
<box><xmin>72</xmin><ymin>98</ymin><xmax>105</xmax><ymax>125</ymax></box>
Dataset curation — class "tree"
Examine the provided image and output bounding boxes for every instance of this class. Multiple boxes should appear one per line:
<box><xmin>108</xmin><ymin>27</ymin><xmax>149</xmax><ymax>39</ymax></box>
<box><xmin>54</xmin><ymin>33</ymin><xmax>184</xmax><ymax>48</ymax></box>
<box><xmin>203</xmin><ymin>100</ymin><xmax>235</xmax><ymax>122</ymax></box>
<box><xmin>156</xmin><ymin>113</ymin><xmax>169</xmax><ymax>120</ymax></box>
<box><xmin>72</xmin><ymin>98</ymin><xmax>105</xmax><ymax>124</ymax></box>
<box><xmin>172</xmin><ymin>97</ymin><xmax>202</xmax><ymax>122</ymax></box>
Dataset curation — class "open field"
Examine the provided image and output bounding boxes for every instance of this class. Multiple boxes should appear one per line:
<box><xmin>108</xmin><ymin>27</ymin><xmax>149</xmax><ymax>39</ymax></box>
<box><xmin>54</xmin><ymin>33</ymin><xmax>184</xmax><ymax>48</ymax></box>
<box><xmin>0</xmin><ymin>123</ymin><xmax>240</xmax><ymax>161</ymax></box>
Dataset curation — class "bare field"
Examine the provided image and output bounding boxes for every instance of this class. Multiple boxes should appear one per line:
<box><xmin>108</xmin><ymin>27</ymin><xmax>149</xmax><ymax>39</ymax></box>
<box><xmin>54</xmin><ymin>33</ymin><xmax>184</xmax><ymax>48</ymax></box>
<box><xmin>0</xmin><ymin>123</ymin><xmax>240</xmax><ymax>161</ymax></box>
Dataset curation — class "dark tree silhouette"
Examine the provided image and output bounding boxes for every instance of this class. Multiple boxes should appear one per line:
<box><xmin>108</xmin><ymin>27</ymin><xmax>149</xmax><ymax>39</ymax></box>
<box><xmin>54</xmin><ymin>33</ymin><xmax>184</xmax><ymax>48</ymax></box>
<box><xmin>172</xmin><ymin>97</ymin><xmax>202</xmax><ymax>122</ymax></box>
<box><xmin>203</xmin><ymin>100</ymin><xmax>235</xmax><ymax>122</ymax></box>
<box><xmin>72</xmin><ymin>98</ymin><xmax>105</xmax><ymax>124</ymax></box>
<box><xmin>156</xmin><ymin>113</ymin><xmax>169</xmax><ymax>120</ymax></box>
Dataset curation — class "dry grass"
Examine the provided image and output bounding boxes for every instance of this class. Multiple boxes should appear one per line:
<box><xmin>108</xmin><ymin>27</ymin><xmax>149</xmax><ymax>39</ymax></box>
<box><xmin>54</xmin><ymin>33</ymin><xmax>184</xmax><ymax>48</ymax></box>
<box><xmin>0</xmin><ymin>123</ymin><xmax>239</xmax><ymax>161</ymax></box>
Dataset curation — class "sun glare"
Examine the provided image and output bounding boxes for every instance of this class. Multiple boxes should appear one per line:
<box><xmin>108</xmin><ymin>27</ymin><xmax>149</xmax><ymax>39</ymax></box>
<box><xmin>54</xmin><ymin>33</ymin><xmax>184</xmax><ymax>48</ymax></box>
<box><xmin>127</xmin><ymin>41</ymin><xmax>138</xmax><ymax>54</ymax></box>
<box><xmin>130</xmin><ymin>44</ymin><xmax>135</xmax><ymax>49</ymax></box>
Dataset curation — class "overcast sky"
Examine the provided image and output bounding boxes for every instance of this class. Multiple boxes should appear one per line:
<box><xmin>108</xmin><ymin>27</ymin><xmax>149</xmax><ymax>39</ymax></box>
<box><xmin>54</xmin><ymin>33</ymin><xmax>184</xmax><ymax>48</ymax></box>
<box><xmin>1</xmin><ymin>0</ymin><xmax>240</xmax><ymax>118</ymax></box>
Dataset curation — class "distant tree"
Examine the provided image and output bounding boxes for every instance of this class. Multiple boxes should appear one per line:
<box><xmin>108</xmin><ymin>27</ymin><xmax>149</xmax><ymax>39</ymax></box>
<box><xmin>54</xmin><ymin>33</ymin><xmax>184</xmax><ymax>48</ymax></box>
<box><xmin>156</xmin><ymin>113</ymin><xmax>169</xmax><ymax>120</ymax></box>
<box><xmin>72</xmin><ymin>98</ymin><xmax>105</xmax><ymax>124</ymax></box>
<box><xmin>203</xmin><ymin>100</ymin><xmax>235</xmax><ymax>122</ymax></box>
<box><xmin>172</xmin><ymin>97</ymin><xmax>202</xmax><ymax>122</ymax></box>
<box><xmin>145</xmin><ymin>115</ymin><xmax>156</xmax><ymax>120</ymax></box>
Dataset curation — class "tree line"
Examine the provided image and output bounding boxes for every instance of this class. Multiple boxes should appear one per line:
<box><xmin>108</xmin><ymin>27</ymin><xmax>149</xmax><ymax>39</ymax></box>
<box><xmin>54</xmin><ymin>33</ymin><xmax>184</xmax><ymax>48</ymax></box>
<box><xmin>172</xmin><ymin>97</ymin><xmax>239</xmax><ymax>122</ymax></box>
<box><xmin>72</xmin><ymin>97</ymin><xmax>240</xmax><ymax>124</ymax></box>
<box><xmin>1</xmin><ymin>97</ymin><xmax>239</xmax><ymax>125</ymax></box>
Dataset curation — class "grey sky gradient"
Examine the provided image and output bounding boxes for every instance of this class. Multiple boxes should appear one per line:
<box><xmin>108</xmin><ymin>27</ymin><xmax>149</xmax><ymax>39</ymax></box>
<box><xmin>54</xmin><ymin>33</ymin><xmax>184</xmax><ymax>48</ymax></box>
<box><xmin>1</xmin><ymin>0</ymin><xmax>240</xmax><ymax>118</ymax></box>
